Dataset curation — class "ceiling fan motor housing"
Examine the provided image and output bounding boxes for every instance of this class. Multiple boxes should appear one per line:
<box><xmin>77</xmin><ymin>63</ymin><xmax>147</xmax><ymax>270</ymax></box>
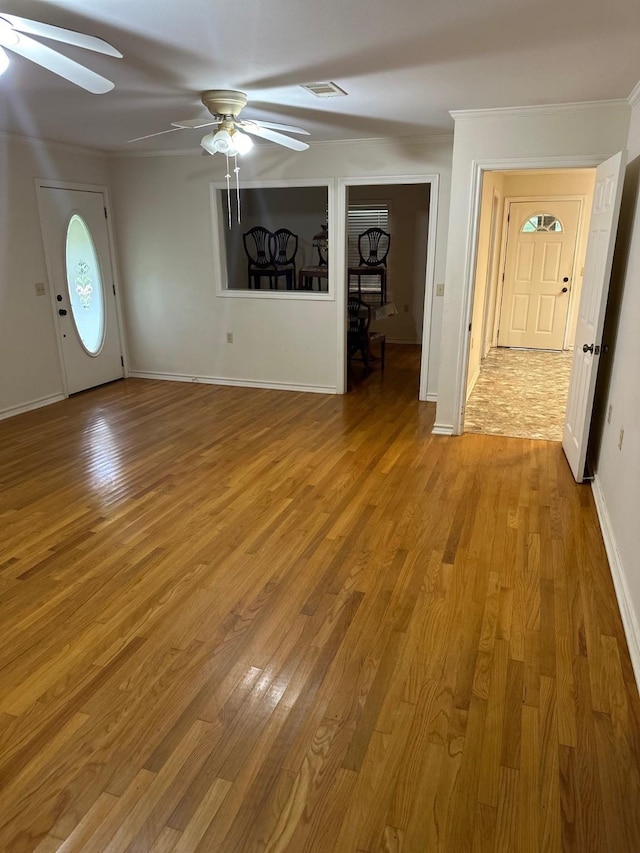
<box><xmin>201</xmin><ymin>89</ymin><xmax>247</xmax><ymax>119</ymax></box>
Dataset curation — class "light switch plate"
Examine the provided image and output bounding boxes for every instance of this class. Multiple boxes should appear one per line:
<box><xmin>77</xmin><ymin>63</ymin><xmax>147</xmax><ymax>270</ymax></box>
<box><xmin>35</xmin><ymin>282</ymin><xmax>46</xmax><ymax>296</ymax></box>
<box><xmin>436</xmin><ymin>283</ymin><xmax>445</xmax><ymax>297</ymax></box>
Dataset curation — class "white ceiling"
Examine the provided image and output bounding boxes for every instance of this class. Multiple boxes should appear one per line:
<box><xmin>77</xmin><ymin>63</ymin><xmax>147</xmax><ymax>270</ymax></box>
<box><xmin>1</xmin><ymin>0</ymin><xmax>639</xmax><ymax>153</ymax></box>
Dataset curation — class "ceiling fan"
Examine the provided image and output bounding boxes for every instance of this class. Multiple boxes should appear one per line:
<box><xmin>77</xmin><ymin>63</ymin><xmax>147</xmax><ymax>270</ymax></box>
<box><xmin>129</xmin><ymin>90</ymin><xmax>310</xmax><ymax>155</ymax></box>
<box><xmin>0</xmin><ymin>12</ymin><xmax>121</xmax><ymax>93</ymax></box>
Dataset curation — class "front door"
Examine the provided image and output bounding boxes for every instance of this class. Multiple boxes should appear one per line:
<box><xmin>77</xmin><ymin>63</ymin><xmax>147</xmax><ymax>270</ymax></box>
<box><xmin>562</xmin><ymin>152</ymin><xmax>626</xmax><ymax>482</ymax></box>
<box><xmin>498</xmin><ymin>199</ymin><xmax>582</xmax><ymax>350</ymax></box>
<box><xmin>38</xmin><ymin>185</ymin><xmax>124</xmax><ymax>395</ymax></box>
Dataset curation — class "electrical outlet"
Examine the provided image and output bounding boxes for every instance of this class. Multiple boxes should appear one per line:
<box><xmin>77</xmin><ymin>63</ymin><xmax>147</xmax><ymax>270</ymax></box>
<box><xmin>226</xmin><ymin>332</ymin><xmax>233</xmax><ymax>344</ymax></box>
<box><xmin>34</xmin><ymin>282</ymin><xmax>46</xmax><ymax>296</ymax></box>
<box><xmin>607</xmin><ymin>404</ymin><xmax>613</xmax><ymax>424</ymax></box>
<box><xmin>618</xmin><ymin>427</ymin><xmax>624</xmax><ymax>450</ymax></box>
<box><xmin>436</xmin><ymin>283</ymin><xmax>445</xmax><ymax>297</ymax></box>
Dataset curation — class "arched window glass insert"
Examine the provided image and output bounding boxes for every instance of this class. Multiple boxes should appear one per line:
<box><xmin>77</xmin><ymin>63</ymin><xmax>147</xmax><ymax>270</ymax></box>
<box><xmin>65</xmin><ymin>214</ymin><xmax>105</xmax><ymax>355</ymax></box>
<box><xmin>521</xmin><ymin>214</ymin><xmax>563</xmax><ymax>233</ymax></box>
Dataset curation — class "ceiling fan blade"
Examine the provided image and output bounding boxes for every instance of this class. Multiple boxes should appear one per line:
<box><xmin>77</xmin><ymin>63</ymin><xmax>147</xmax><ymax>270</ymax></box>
<box><xmin>241</xmin><ymin>124</ymin><xmax>309</xmax><ymax>151</ymax></box>
<box><xmin>127</xmin><ymin>126</ymin><xmax>186</xmax><ymax>143</ymax></box>
<box><xmin>0</xmin><ymin>14</ymin><xmax>122</xmax><ymax>57</ymax></box>
<box><xmin>170</xmin><ymin>118</ymin><xmax>219</xmax><ymax>129</ymax></box>
<box><xmin>3</xmin><ymin>32</ymin><xmax>115</xmax><ymax>93</ymax></box>
<box><xmin>239</xmin><ymin>119</ymin><xmax>309</xmax><ymax>136</ymax></box>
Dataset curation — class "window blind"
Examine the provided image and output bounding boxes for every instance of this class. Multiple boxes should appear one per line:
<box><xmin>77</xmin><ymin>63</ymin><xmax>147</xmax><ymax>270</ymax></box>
<box><xmin>347</xmin><ymin>202</ymin><xmax>390</xmax><ymax>294</ymax></box>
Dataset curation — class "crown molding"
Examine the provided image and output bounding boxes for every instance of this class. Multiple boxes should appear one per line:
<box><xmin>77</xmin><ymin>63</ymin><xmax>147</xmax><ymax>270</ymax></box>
<box><xmin>450</xmin><ymin>99</ymin><xmax>630</xmax><ymax>121</ymax></box>
<box><xmin>0</xmin><ymin>129</ymin><xmax>108</xmax><ymax>158</ymax></box>
<box><xmin>629</xmin><ymin>80</ymin><xmax>640</xmax><ymax>108</ymax></box>
<box><xmin>108</xmin><ymin>131</ymin><xmax>454</xmax><ymax>159</ymax></box>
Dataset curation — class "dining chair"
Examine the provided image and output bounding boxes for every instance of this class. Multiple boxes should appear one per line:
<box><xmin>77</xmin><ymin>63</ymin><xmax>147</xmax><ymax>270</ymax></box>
<box><xmin>348</xmin><ymin>227</ymin><xmax>391</xmax><ymax>304</ymax></box>
<box><xmin>243</xmin><ymin>226</ymin><xmax>277</xmax><ymax>289</ymax></box>
<box><xmin>270</xmin><ymin>229</ymin><xmax>298</xmax><ymax>290</ymax></box>
<box><xmin>347</xmin><ymin>296</ymin><xmax>386</xmax><ymax>375</ymax></box>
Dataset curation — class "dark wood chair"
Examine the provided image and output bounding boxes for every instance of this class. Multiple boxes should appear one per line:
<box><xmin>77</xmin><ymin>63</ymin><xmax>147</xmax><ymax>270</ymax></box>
<box><xmin>270</xmin><ymin>228</ymin><xmax>298</xmax><ymax>290</ymax></box>
<box><xmin>243</xmin><ymin>226</ymin><xmax>277</xmax><ymax>289</ymax></box>
<box><xmin>347</xmin><ymin>296</ymin><xmax>386</xmax><ymax>375</ymax></box>
<box><xmin>348</xmin><ymin>227</ymin><xmax>391</xmax><ymax>304</ymax></box>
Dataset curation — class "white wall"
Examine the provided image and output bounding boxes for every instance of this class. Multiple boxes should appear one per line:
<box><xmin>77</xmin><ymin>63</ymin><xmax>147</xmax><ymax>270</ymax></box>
<box><xmin>593</xmin><ymin>97</ymin><xmax>640</xmax><ymax>682</ymax></box>
<box><xmin>435</xmin><ymin>101</ymin><xmax>631</xmax><ymax>433</ymax></box>
<box><xmin>0</xmin><ymin>133</ymin><xmax>111</xmax><ymax>417</ymax></box>
<box><xmin>109</xmin><ymin>136</ymin><xmax>452</xmax><ymax>395</ymax></box>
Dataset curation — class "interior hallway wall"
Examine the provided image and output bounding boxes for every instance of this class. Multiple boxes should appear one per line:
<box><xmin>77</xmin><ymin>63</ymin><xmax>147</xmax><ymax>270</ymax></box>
<box><xmin>592</xmin><ymin>95</ymin><xmax>640</xmax><ymax>684</ymax></box>
<box><xmin>436</xmin><ymin>100</ymin><xmax>631</xmax><ymax>433</ymax></box>
<box><xmin>109</xmin><ymin>136</ymin><xmax>452</xmax><ymax>395</ymax></box>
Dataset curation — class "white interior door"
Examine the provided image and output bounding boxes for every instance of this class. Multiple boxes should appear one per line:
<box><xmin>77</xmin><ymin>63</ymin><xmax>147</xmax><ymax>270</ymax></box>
<box><xmin>562</xmin><ymin>152</ymin><xmax>626</xmax><ymax>482</ymax></box>
<box><xmin>498</xmin><ymin>199</ymin><xmax>581</xmax><ymax>350</ymax></box>
<box><xmin>38</xmin><ymin>186</ymin><xmax>124</xmax><ymax>395</ymax></box>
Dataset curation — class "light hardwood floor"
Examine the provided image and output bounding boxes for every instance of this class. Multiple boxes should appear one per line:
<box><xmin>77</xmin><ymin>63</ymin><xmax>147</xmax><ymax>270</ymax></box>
<box><xmin>1</xmin><ymin>345</ymin><xmax>639</xmax><ymax>852</ymax></box>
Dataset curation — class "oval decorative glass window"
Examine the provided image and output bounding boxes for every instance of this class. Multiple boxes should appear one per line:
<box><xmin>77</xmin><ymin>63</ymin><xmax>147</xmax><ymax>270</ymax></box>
<box><xmin>65</xmin><ymin>214</ymin><xmax>105</xmax><ymax>355</ymax></box>
<box><xmin>521</xmin><ymin>214</ymin><xmax>563</xmax><ymax>233</ymax></box>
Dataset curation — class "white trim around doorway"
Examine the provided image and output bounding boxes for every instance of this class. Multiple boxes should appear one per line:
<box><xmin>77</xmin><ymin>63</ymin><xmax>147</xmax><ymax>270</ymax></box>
<box><xmin>451</xmin><ymin>155</ymin><xmax>607</xmax><ymax>435</ymax></box>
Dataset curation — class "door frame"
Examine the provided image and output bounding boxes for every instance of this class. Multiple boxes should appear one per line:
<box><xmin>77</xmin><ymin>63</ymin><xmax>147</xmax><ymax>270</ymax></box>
<box><xmin>337</xmin><ymin>174</ymin><xmax>440</xmax><ymax>400</ymax></box>
<box><xmin>496</xmin><ymin>193</ymin><xmax>587</xmax><ymax>351</ymax></box>
<box><xmin>452</xmin><ymin>155</ymin><xmax>605</xmax><ymax>434</ymax></box>
<box><xmin>35</xmin><ymin>179</ymin><xmax>129</xmax><ymax>398</ymax></box>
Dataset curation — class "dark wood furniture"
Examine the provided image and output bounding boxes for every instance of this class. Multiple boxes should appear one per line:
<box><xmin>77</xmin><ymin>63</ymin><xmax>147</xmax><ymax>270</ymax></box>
<box><xmin>347</xmin><ymin>227</ymin><xmax>391</xmax><ymax>305</ymax></box>
<box><xmin>270</xmin><ymin>228</ymin><xmax>298</xmax><ymax>290</ymax></box>
<box><xmin>347</xmin><ymin>295</ymin><xmax>386</xmax><ymax>375</ymax></box>
<box><xmin>297</xmin><ymin>265</ymin><xmax>329</xmax><ymax>291</ymax></box>
<box><xmin>243</xmin><ymin>226</ymin><xmax>277</xmax><ymax>289</ymax></box>
<box><xmin>243</xmin><ymin>227</ymin><xmax>298</xmax><ymax>290</ymax></box>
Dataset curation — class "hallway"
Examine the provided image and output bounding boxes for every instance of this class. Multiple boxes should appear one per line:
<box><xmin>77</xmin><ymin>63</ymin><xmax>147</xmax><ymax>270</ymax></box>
<box><xmin>465</xmin><ymin>347</ymin><xmax>573</xmax><ymax>441</ymax></box>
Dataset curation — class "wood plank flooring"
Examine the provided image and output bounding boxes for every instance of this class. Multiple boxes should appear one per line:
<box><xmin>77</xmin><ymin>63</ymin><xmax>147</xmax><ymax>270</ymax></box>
<box><xmin>1</xmin><ymin>345</ymin><xmax>639</xmax><ymax>852</ymax></box>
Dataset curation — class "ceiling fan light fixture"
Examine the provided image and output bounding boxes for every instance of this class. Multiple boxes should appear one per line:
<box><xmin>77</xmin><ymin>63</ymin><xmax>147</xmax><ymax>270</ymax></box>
<box><xmin>212</xmin><ymin>129</ymin><xmax>234</xmax><ymax>154</ymax></box>
<box><xmin>0</xmin><ymin>45</ymin><xmax>9</xmax><ymax>75</ymax></box>
<box><xmin>232</xmin><ymin>130</ymin><xmax>253</xmax><ymax>155</ymax></box>
<box><xmin>200</xmin><ymin>132</ymin><xmax>217</xmax><ymax>155</ymax></box>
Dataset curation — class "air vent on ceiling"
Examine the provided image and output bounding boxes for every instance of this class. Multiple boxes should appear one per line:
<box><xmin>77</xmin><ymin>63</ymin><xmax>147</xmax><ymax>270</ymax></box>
<box><xmin>300</xmin><ymin>82</ymin><xmax>347</xmax><ymax>98</ymax></box>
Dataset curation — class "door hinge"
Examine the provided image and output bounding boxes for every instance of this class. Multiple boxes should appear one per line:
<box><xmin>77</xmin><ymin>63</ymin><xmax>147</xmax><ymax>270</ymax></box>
<box><xmin>112</xmin><ymin>284</ymin><xmax>116</xmax><ymax>295</ymax></box>
<box><xmin>120</xmin><ymin>356</ymin><xmax>124</xmax><ymax>367</ymax></box>
<box><xmin>468</xmin><ymin>322</ymin><xmax>472</xmax><ymax>332</ymax></box>
<box><xmin>104</xmin><ymin>206</ymin><xmax>108</xmax><ymax>219</ymax></box>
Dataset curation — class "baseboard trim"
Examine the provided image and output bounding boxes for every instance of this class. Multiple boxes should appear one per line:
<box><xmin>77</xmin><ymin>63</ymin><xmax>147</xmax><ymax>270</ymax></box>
<box><xmin>128</xmin><ymin>370</ymin><xmax>337</xmax><ymax>395</ymax></box>
<box><xmin>385</xmin><ymin>337</ymin><xmax>422</xmax><ymax>345</ymax></box>
<box><xmin>0</xmin><ymin>392</ymin><xmax>65</xmax><ymax>421</ymax></box>
<box><xmin>432</xmin><ymin>422</ymin><xmax>454</xmax><ymax>436</ymax></box>
<box><xmin>592</xmin><ymin>474</ymin><xmax>640</xmax><ymax>689</ymax></box>
<box><xmin>425</xmin><ymin>392</ymin><xmax>438</xmax><ymax>402</ymax></box>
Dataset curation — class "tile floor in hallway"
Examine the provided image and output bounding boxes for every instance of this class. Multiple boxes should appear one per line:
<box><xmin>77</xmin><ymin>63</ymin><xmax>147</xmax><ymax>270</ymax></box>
<box><xmin>464</xmin><ymin>346</ymin><xmax>573</xmax><ymax>441</ymax></box>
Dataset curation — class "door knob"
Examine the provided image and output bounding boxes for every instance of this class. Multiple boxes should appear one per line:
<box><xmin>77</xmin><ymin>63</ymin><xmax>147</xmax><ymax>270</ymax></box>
<box><xmin>562</xmin><ymin>287</ymin><xmax>568</xmax><ymax>293</ymax></box>
<box><xmin>583</xmin><ymin>343</ymin><xmax>594</xmax><ymax>354</ymax></box>
<box><xmin>58</xmin><ymin>308</ymin><xmax>67</xmax><ymax>316</ymax></box>
<box><xmin>563</xmin><ymin>277</ymin><xmax>569</xmax><ymax>282</ymax></box>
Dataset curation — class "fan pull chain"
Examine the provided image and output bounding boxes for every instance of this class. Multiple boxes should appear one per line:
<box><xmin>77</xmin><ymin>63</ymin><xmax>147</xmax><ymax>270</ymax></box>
<box><xmin>234</xmin><ymin>156</ymin><xmax>241</xmax><ymax>223</ymax></box>
<box><xmin>225</xmin><ymin>155</ymin><xmax>232</xmax><ymax>229</ymax></box>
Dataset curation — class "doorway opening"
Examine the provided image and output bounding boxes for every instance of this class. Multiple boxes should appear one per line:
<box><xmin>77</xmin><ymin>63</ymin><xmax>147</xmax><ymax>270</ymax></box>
<box><xmin>340</xmin><ymin>176</ymin><xmax>438</xmax><ymax>400</ymax></box>
<box><xmin>463</xmin><ymin>168</ymin><xmax>596</xmax><ymax>440</ymax></box>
